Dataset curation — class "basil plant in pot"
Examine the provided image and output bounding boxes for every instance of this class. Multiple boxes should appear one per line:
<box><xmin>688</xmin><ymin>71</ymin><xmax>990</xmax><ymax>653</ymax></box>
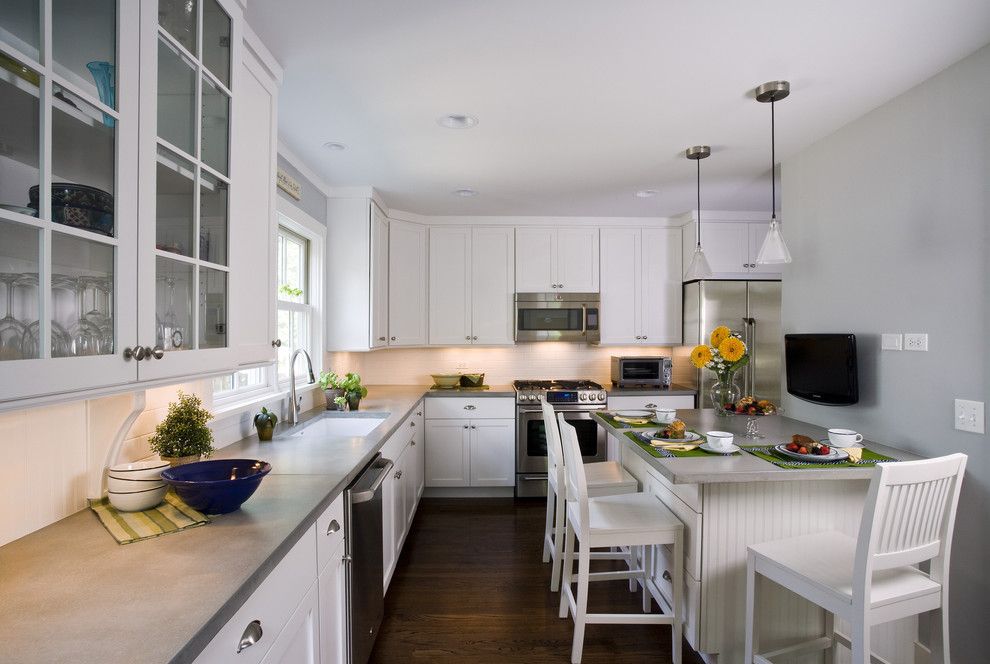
<box><xmin>340</xmin><ymin>372</ymin><xmax>368</xmax><ymax>411</ymax></box>
<box><xmin>318</xmin><ymin>371</ymin><xmax>368</xmax><ymax>410</ymax></box>
<box><xmin>149</xmin><ymin>391</ymin><xmax>216</xmax><ymax>466</ymax></box>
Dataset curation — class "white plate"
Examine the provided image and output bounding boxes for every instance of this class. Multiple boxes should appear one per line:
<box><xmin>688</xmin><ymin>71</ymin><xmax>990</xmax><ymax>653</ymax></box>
<box><xmin>700</xmin><ymin>441</ymin><xmax>740</xmax><ymax>454</ymax></box>
<box><xmin>613</xmin><ymin>410</ymin><xmax>653</xmax><ymax>418</ymax></box>
<box><xmin>774</xmin><ymin>444</ymin><xmax>849</xmax><ymax>463</ymax></box>
<box><xmin>651</xmin><ymin>430</ymin><xmax>703</xmax><ymax>444</ymax></box>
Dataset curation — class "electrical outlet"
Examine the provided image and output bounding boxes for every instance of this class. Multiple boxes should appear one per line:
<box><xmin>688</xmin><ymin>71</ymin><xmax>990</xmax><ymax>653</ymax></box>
<box><xmin>904</xmin><ymin>333</ymin><xmax>928</xmax><ymax>351</ymax></box>
<box><xmin>881</xmin><ymin>333</ymin><xmax>902</xmax><ymax>351</ymax></box>
<box><xmin>954</xmin><ymin>399</ymin><xmax>985</xmax><ymax>434</ymax></box>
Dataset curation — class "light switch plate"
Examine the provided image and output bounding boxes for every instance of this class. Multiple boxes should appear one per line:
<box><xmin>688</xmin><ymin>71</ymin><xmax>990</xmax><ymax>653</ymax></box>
<box><xmin>881</xmin><ymin>333</ymin><xmax>902</xmax><ymax>351</ymax></box>
<box><xmin>904</xmin><ymin>333</ymin><xmax>928</xmax><ymax>351</ymax></box>
<box><xmin>955</xmin><ymin>399</ymin><xmax>985</xmax><ymax>434</ymax></box>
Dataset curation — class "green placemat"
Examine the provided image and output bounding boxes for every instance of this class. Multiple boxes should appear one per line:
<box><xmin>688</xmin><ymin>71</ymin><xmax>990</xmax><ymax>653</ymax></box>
<box><xmin>625</xmin><ymin>431</ymin><xmax>735</xmax><ymax>458</ymax></box>
<box><xmin>599</xmin><ymin>412</ymin><xmax>657</xmax><ymax>429</ymax></box>
<box><xmin>89</xmin><ymin>490</ymin><xmax>210</xmax><ymax>545</ymax></box>
<box><xmin>742</xmin><ymin>445</ymin><xmax>899</xmax><ymax>469</ymax></box>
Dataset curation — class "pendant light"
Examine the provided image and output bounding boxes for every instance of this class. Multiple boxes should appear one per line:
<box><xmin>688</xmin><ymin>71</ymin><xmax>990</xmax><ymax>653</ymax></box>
<box><xmin>683</xmin><ymin>145</ymin><xmax>713</xmax><ymax>280</ymax></box>
<box><xmin>754</xmin><ymin>80</ymin><xmax>792</xmax><ymax>264</ymax></box>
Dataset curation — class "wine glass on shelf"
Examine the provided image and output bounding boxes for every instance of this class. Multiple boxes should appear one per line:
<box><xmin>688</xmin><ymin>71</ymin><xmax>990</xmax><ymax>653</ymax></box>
<box><xmin>0</xmin><ymin>273</ymin><xmax>28</xmax><ymax>361</ymax></box>
<box><xmin>67</xmin><ymin>275</ymin><xmax>103</xmax><ymax>356</ymax></box>
<box><xmin>158</xmin><ymin>275</ymin><xmax>184</xmax><ymax>350</ymax></box>
<box><xmin>79</xmin><ymin>275</ymin><xmax>114</xmax><ymax>354</ymax></box>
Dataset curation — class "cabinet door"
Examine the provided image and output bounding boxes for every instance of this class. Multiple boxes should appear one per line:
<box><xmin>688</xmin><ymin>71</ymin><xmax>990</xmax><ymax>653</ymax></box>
<box><xmin>387</xmin><ymin>220</ymin><xmax>427</xmax><ymax>346</ymax></box>
<box><xmin>640</xmin><ymin>228</ymin><xmax>682</xmax><ymax>345</ymax></box>
<box><xmin>412</xmin><ymin>408</ymin><xmax>425</xmax><ymax>501</ymax></box>
<box><xmin>404</xmin><ymin>439</ymin><xmax>418</xmax><ymax>526</ymax></box>
<box><xmin>317</xmin><ymin>540</ymin><xmax>347</xmax><ymax>664</ymax></box>
<box><xmin>468</xmin><ymin>419</ymin><xmax>515</xmax><ymax>486</ymax></box>
<box><xmin>556</xmin><ymin>228</ymin><xmax>599</xmax><ymax>292</ymax></box>
<box><xmin>599</xmin><ymin>228</ymin><xmax>641</xmax><ymax>344</ymax></box>
<box><xmin>515</xmin><ymin>227</ymin><xmax>555</xmax><ymax>292</ymax></box>
<box><xmin>392</xmin><ymin>448</ymin><xmax>407</xmax><ymax>554</ymax></box>
<box><xmin>381</xmin><ymin>462</ymin><xmax>396</xmax><ymax>588</ymax></box>
<box><xmin>261</xmin><ymin>583</ymin><xmax>320</xmax><ymax>664</ymax></box>
<box><xmin>471</xmin><ymin>227</ymin><xmax>515</xmax><ymax>345</ymax></box>
<box><xmin>424</xmin><ymin>419</ymin><xmax>470</xmax><ymax>487</ymax></box>
<box><xmin>428</xmin><ymin>227</ymin><xmax>471</xmax><ymax>345</ymax></box>
<box><xmin>746</xmin><ymin>222</ymin><xmax>781</xmax><ymax>277</ymax></box>
<box><xmin>369</xmin><ymin>204</ymin><xmax>389</xmax><ymax>348</ymax></box>
<box><xmin>696</xmin><ymin>223</ymin><xmax>749</xmax><ymax>276</ymax></box>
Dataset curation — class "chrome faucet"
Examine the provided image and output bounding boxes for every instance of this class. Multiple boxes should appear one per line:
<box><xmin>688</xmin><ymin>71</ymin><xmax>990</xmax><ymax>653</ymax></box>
<box><xmin>288</xmin><ymin>349</ymin><xmax>316</xmax><ymax>426</ymax></box>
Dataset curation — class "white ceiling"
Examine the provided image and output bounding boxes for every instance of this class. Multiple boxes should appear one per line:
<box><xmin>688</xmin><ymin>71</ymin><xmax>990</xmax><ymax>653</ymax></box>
<box><xmin>247</xmin><ymin>0</ymin><xmax>990</xmax><ymax>217</ymax></box>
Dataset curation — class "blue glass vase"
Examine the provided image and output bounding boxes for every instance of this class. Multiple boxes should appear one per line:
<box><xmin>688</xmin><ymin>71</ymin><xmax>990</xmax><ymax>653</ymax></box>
<box><xmin>86</xmin><ymin>61</ymin><xmax>115</xmax><ymax>127</ymax></box>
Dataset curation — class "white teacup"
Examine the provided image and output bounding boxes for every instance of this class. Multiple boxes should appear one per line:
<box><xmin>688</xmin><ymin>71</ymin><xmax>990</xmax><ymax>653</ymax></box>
<box><xmin>706</xmin><ymin>431</ymin><xmax>735</xmax><ymax>452</ymax></box>
<box><xmin>828</xmin><ymin>428</ymin><xmax>864</xmax><ymax>447</ymax></box>
<box><xmin>655</xmin><ymin>408</ymin><xmax>676</xmax><ymax>424</ymax></box>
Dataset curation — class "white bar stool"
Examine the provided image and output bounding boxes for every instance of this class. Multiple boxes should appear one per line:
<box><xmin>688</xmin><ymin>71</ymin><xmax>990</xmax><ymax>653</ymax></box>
<box><xmin>557</xmin><ymin>414</ymin><xmax>685</xmax><ymax>664</ymax></box>
<box><xmin>542</xmin><ymin>400</ymin><xmax>638</xmax><ymax>592</ymax></box>
<box><xmin>744</xmin><ymin>453</ymin><xmax>967</xmax><ymax>664</ymax></box>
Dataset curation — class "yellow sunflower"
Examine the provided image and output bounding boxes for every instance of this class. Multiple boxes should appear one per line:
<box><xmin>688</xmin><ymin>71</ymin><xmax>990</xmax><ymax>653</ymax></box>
<box><xmin>718</xmin><ymin>336</ymin><xmax>746</xmax><ymax>363</ymax></box>
<box><xmin>690</xmin><ymin>345</ymin><xmax>713</xmax><ymax>368</ymax></box>
<box><xmin>710</xmin><ymin>325</ymin><xmax>731</xmax><ymax>347</ymax></box>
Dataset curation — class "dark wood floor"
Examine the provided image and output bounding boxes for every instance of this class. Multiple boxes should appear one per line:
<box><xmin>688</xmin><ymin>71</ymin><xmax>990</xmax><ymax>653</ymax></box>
<box><xmin>369</xmin><ymin>498</ymin><xmax>705</xmax><ymax>664</ymax></box>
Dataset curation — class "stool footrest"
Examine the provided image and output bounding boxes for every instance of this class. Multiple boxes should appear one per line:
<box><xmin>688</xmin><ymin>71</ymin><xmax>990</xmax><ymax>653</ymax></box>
<box><xmin>757</xmin><ymin>636</ymin><xmax>832</xmax><ymax>662</ymax></box>
<box><xmin>584</xmin><ymin>612</ymin><xmax>673</xmax><ymax>625</ymax></box>
<box><xmin>587</xmin><ymin>569</ymin><xmax>642</xmax><ymax>582</ymax></box>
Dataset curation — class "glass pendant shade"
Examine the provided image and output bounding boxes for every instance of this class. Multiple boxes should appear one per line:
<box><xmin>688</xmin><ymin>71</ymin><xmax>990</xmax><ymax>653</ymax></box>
<box><xmin>756</xmin><ymin>217</ymin><xmax>792</xmax><ymax>264</ymax></box>
<box><xmin>684</xmin><ymin>244</ymin><xmax>713</xmax><ymax>279</ymax></box>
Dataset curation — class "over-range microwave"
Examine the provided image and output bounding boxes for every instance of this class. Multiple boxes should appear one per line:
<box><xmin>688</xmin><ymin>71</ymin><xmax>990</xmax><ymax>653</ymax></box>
<box><xmin>515</xmin><ymin>293</ymin><xmax>600</xmax><ymax>343</ymax></box>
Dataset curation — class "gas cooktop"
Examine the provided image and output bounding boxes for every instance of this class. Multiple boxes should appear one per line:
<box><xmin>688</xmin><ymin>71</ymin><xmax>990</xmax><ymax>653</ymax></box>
<box><xmin>512</xmin><ymin>379</ymin><xmax>607</xmax><ymax>405</ymax></box>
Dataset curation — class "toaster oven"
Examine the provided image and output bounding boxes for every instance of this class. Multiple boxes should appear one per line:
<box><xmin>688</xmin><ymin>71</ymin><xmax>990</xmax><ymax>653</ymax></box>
<box><xmin>610</xmin><ymin>356</ymin><xmax>672</xmax><ymax>388</ymax></box>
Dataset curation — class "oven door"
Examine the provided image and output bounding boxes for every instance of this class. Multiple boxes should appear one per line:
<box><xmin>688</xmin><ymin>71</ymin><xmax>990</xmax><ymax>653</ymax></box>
<box><xmin>516</xmin><ymin>408</ymin><xmax>607</xmax><ymax>475</ymax></box>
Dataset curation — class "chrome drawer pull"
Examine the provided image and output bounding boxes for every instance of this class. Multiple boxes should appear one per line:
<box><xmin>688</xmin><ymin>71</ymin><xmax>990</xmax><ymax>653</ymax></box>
<box><xmin>464</xmin><ymin>405</ymin><xmax>476</xmax><ymax>410</ymax></box>
<box><xmin>236</xmin><ymin>620</ymin><xmax>262</xmax><ymax>653</ymax></box>
<box><xmin>326</xmin><ymin>519</ymin><xmax>340</xmax><ymax>536</ymax></box>
<box><xmin>662</xmin><ymin>570</ymin><xmax>672</xmax><ymax>582</ymax></box>
<box><xmin>645</xmin><ymin>403</ymin><xmax>657</xmax><ymax>408</ymax></box>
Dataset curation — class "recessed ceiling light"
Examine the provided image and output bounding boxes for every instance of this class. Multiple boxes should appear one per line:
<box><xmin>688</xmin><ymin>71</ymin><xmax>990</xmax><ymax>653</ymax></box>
<box><xmin>438</xmin><ymin>114</ymin><xmax>478</xmax><ymax>129</ymax></box>
<box><xmin>635</xmin><ymin>189</ymin><xmax>659</xmax><ymax>198</ymax></box>
<box><xmin>322</xmin><ymin>141</ymin><xmax>347</xmax><ymax>151</ymax></box>
<box><xmin>453</xmin><ymin>188</ymin><xmax>478</xmax><ymax>197</ymax></box>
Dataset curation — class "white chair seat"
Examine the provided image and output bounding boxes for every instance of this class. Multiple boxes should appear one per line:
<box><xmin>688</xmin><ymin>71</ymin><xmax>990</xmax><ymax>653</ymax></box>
<box><xmin>568</xmin><ymin>492</ymin><xmax>682</xmax><ymax>539</ymax></box>
<box><xmin>585</xmin><ymin>461</ymin><xmax>639</xmax><ymax>497</ymax></box>
<box><xmin>751</xmin><ymin>531</ymin><xmax>941</xmax><ymax>612</ymax></box>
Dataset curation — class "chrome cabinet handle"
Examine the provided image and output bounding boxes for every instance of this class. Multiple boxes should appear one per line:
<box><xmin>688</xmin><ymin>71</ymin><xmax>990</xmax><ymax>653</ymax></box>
<box><xmin>236</xmin><ymin>620</ymin><xmax>263</xmax><ymax>653</ymax></box>
<box><xmin>558</xmin><ymin>283</ymin><xmax>563</xmax><ymax>288</ymax></box>
<box><xmin>470</xmin><ymin>425</ymin><xmax>476</xmax><ymax>429</ymax></box>
<box><xmin>390</xmin><ymin>336</ymin><xmax>396</xmax><ymax>341</ymax></box>
<box><xmin>394</xmin><ymin>470</ymin><xmax>402</xmax><ymax>479</ymax></box>
<box><xmin>378</xmin><ymin>336</ymin><xmax>386</xmax><ymax>341</ymax></box>
<box><xmin>409</xmin><ymin>421</ymin><xmax>415</xmax><ymax>427</ymax></box>
<box><xmin>464</xmin><ymin>405</ymin><xmax>476</xmax><ymax>410</ymax></box>
<box><xmin>465</xmin><ymin>335</ymin><xmax>471</xmax><ymax>340</ymax></box>
<box><xmin>472</xmin><ymin>336</ymin><xmax>478</xmax><ymax>340</ymax></box>
<box><xmin>662</xmin><ymin>570</ymin><xmax>672</xmax><ymax>582</ymax></box>
<box><xmin>271</xmin><ymin>339</ymin><xmax>282</xmax><ymax>348</ymax></box>
<box><xmin>645</xmin><ymin>403</ymin><xmax>657</xmax><ymax>408</ymax></box>
<box><xmin>410</xmin><ymin>440</ymin><xmax>416</xmax><ymax>446</ymax></box>
<box><xmin>416</xmin><ymin>411</ymin><xmax>422</xmax><ymax>416</ymax></box>
<box><xmin>123</xmin><ymin>346</ymin><xmax>146</xmax><ymax>361</ymax></box>
<box><xmin>151</xmin><ymin>345</ymin><xmax>165</xmax><ymax>360</ymax></box>
<box><xmin>551</xmin><ymin>284</ymin><xmax>558</xmax><ymax>288</ymax></box>
<box><xmin>463</xmin><ymin>425</ymin><xmax>469</xmax><ymax>429</ymax></box>
<box><xmin>326</xmin><ymin>519</ymin><xmax>340</xmax><ymax>536</ymax></box>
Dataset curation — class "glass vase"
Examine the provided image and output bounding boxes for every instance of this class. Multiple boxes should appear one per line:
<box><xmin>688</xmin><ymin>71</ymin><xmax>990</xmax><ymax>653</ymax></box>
<box><xmin>709</xmin><ymin>375</ymin><xmax>741</xmax><ymax>416</ymax></box>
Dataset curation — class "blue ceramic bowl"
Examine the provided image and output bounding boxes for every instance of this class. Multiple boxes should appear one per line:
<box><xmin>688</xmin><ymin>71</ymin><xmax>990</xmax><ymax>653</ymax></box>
<box><xmin>161</xmin><ymin>459</ymin><xmax>271</xmax><ymax>514</ymax></box>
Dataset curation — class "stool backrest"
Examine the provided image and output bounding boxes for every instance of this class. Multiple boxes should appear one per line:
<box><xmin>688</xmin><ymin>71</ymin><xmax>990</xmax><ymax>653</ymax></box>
<box><xmin>854</xmin><ymin>454</ymin><xmax>967</xmax><ymax>589</ymax></box>
<box><xmin>542</xmin><ymin>399</ymin><xmax>563</xmax><ymax>482</ymax></box>
<box><xmin>558</xmin><ymin>414</ymin><xmax>589</xmax><ymax>525</ymax></box>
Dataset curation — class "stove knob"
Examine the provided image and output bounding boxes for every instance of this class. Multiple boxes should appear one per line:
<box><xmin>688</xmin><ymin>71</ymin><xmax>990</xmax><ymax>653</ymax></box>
<box><xmin>536</xmin><ymin>393</ymin><xmax>543</xmax><ymax>400</ymax></box>
<box><xmin>528</xmin><ymin>394</ymin><xmax>538</xmax><ymax>402</ymax></box>
<box><xmin>579</xmin><ymin>393</ymin><xmax>588</xmax><ymax>401</ymax></box>
<box><xmin>597</xmin><ymin>391</ymin><xmax>606</xmax><ymax>401</ymax></box>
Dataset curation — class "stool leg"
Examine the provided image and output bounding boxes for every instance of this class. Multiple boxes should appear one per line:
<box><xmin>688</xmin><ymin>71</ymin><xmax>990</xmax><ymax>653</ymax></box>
<box><xmin>571</xmin><ymin>544</ymin><xmax>591</xmax><ymax>664</ymax></box>
<box><xmin>744</xmin><ymin>551</ymin><xmax>758</xmax><ymax>664</ymax></box>
<box><xmin>543</xmin><ymin>481</ymin><xmax>555</xmax><ymax>563</ymax></box>
<box><xmin>559</xmin><ymin>521</ymin><xmax>576</xmax><ymax>619</ymax></box>
<box><xmin>550</xmin><ymin>481</ymin><xmax>567</xmax><ymax>592</ymax></box>
<box><xmin>824</xmin><ymin>610</ymin><xmax>838</xmax><ymax>663</ymax></box>
<box><xmin>642</xmin><ymin>544</ymin><xmax>652</xmax><ymax>613</ymax></box>
<box><xmin>930</xmin><ymin>605</ymin><xmax>949</xmax><ymax>664</ymax></box>
<box><xmin>672</xmin><ymin>536</ymin><xmax>683</xmax><ymax>664</ymax></box>
<box><xmin>628</xmin><ymin>546</ymin><xmax>638</xmax><ymax>592</ymax></box>
<box><xmin>850</xmin><ymin>612</ymin><xmax>870</xmax><ymax>664</ymax></box>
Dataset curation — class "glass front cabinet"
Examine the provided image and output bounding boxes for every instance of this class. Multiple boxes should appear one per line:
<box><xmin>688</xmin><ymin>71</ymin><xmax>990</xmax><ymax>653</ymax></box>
<box><xmin>0</xmin><ymin>1</ymin><xmax>277</xmax><ymax>405</ymax></box>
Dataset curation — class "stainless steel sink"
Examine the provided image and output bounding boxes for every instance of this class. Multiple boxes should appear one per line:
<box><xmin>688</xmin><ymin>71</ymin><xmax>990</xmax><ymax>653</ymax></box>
<box><xmin>285</xmin><ymin>413</ymin><xmax>387</xmax><ymax>439</ymax></box>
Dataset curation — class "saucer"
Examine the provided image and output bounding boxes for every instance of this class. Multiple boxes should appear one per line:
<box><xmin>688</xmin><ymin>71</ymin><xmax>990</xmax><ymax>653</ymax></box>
<box><xmin>700</xmin><ymin>442</ymin><xmax>740</xmax><ymax>454</ymax></box>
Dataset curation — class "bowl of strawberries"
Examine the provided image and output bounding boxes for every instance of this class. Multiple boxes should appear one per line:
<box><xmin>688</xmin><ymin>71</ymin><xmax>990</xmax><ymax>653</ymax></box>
<box><xmin>723</xmin><ymin>396</ymin><xmax>777</xmax><ymax>416</ymax></box>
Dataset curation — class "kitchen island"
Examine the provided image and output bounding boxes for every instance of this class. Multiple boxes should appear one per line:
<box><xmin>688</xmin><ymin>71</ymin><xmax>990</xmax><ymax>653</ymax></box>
<box><xmin>594</xmin><ymin>409</ymin><xmax>921</xmax><ymax>664</ymax></box>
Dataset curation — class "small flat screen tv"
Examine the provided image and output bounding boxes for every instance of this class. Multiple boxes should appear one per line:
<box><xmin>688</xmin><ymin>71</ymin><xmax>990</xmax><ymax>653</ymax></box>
<box><xmin>785</xmin><ymin>334</ymin><xmax>859</xmax><ymax>405</ymax></box>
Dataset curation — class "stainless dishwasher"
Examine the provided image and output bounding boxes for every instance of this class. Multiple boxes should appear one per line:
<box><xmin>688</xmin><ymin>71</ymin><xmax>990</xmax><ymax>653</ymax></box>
<box><xmin>346</xmin><ymin>453</ymin><xmax>393</xmax><ymax>664</ymax></box>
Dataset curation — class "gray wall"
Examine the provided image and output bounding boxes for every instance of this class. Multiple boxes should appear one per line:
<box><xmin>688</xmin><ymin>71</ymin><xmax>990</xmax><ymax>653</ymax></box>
<box><xmin>276</xmin><ymin>154</ymin><xmax>327</xmax><ymax>225</ymax></box>
<box><xmin>781</xmin><ymin>44</ymin><xmax>989</xmax><ymax>657</ymax></box>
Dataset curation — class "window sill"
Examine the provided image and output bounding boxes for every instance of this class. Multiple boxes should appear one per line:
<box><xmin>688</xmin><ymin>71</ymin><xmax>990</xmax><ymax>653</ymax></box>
<box><xmin>212</xmin><ymin>382</ymin><xmax>321</xmax><ymax>423</ymax></box>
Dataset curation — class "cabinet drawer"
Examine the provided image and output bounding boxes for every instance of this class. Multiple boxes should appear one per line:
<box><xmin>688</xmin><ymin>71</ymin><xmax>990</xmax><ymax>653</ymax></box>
<box><xmin>652</xmin><ymin>542</ymin><xmax>702</xmax><ymax>651</ymax></box>
<box><xmin>194</xmin><ymin>527</ymin><xmax>317</xmax><ymax>664</ymax></box>
<box><xmin>621</xmin><ymin>444</ymin><xmax>702</xmax><ymax>513</ymax></box>
<box><xmin>607</xmin><ymin>394</ymin><xmax>696</xmax><ymax>411</ymax></box>
<box><xmin>644</xmin><ymin>474</ymin><xmax>702</xmax><ymax>580</ymax></box>
<box><xmin>316</xmin><ymin>494</ymin><xmax>345</xmax><ymax>574</ymax></box>
<box><xmin>425</xmin><ymin>396</ymin><xmax>514</xmax><ymax>420</ymax></box>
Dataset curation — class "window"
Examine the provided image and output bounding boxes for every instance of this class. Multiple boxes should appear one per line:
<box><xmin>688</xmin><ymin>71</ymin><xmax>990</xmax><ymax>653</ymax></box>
<box><xmin>276</xmin><ymin>226</ymin><xmax>312</xmax><ymax>385</ymax></box>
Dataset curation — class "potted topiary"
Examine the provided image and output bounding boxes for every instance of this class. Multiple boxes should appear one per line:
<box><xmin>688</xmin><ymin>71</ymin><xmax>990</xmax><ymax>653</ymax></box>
<box><xmin>340</xmin><ymin>372</ymin><xmax>368</xmax><ymax>411</ymax></box>
<box><xmin>319</xmin><ymin>370</ymin><xmax>345</xmax><ymax>410</ymax></box>
<box><xmin>253</xmin><ymin>407</ymin><xmax>278</xmax><ymax>441</ymax></box>
<box><xmin>149</xmin><ymin>391</ymin><xmax>215</xmax><ymax>466</ymax></box>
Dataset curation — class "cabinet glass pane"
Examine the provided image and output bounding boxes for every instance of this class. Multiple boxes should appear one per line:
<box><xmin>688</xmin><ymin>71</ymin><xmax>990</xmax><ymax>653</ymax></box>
<box><xmin>276</xmin><ymin>308</ymin><xmax>308</xmax><ymax>383</ymax></box>
<box><xmin>199</xmin><ymin>170</ymin><xmax>227</xmax><ymax>265</ymax></box>
<box><xmin>200</xmin><ymin>75</ymin><xmax>228</xmax><ymax>174</ymax></box>
<box><xmin>198</xmin><ymin>266</ymin><xmax>226</xmax><ymax>349</ymax></box>
<box><xmin>0</xmin><ymin>53</ymin><xmax>40</xmax><ymax>217</ymax></box>
<box><xmin>51</xmin><ymin>84</ymin><xmax>115</xmax><ymax>237</ymax></box>
<box><xmin>202</xmin><ymin>0</ymin><xmax>230</xmax><ymax>88</ymax></box>
<box><xmin>0</xmin><ymin>1</ymin><xmax>40</xmax><ymax>62</ymax></box>
<box><xmin>0</xmin><ymin>219</ymin><xmax>39</xmax><ymax>361</ymax></box>
<box><xmin>158</xmin><ymin>0</ymin><xmax>197</xmax><ymax>55</ymax></box>
<box><xmin>156</xmin><ymin>145</ymin><xmax>195</xmax><ymax>257</ymax></box>
<box><xmin>157</xmin><ymin>38</ymin><xmax>196</xmax><ymax>155</ymax></box>
<box><xmin>156</xmin><ymin>257</ymin><xmax>193</xmax><ymax>351</ymax></box>
<box><xmin>51</xmin><ymin>232</ymin><xmax>114</xmax><ymax>357</ymax></box>
<box><xmin>52</xmin><ymin>0</ymin><xmax>116</xmax><ymax>108</ymax></box>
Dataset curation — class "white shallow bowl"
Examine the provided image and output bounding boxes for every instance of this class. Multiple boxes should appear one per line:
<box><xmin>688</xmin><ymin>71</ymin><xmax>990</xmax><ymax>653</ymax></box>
<box><xmin>107</xmin><ymin>475</ymin><xmax>166</xmax><ymax>493</ymax></box>
<box><xmin>108</xmin><ymin>484</ymin><xmax>168</xmax><ymax>512</ymax></box>
<box><xmin>108</xmin><ymin>459</ymin><xmax>169</xmax><ymax>481</ymax></box>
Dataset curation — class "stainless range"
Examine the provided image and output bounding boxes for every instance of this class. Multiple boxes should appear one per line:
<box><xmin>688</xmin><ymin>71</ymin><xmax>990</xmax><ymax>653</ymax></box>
<box><xmin>514</xmin><ymin>379</ymin><xmax>608</xmax><ymax>497</ymax></box>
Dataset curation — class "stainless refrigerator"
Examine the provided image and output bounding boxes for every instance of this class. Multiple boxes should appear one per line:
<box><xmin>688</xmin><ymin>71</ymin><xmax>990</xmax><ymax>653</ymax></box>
<box><xmin>683</xmin><ymin>280</ymin><xmax>782</xmax><ymax>405</ymax></box>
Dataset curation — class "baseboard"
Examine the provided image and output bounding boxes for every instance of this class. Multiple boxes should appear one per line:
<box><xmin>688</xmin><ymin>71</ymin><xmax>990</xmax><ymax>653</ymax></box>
<box><xmin>422</xmin><ymin>487</ymin><xmax>515</xmax><ymax>498</ymax></box>
<box><xmin>914</xmin><ymin>641</ymin><xmax>931</xmax><ymax>664</ymax></box>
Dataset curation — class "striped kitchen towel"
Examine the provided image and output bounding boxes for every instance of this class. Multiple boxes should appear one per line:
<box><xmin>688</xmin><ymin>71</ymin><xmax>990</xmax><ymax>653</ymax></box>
<box><xmin>89</xmin><ymin>491</ymin><xmax>210</xmax><ymax>545</ymax></box>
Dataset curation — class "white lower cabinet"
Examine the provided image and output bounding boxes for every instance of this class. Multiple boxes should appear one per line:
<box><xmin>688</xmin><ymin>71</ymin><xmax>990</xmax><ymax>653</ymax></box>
<box><xmin>261</xmin><ymin>583</ymin><xmax>320</xmax><ymax>664</ymax></box>
<box><xmin>317</xmin><ymin>539</ymin><xmax>347</xmax><ymax>664</ymax></box>
<box><xmin>424</xmin><ymin>419</ymin><xmax>472</xmax><ymax>487</ymax></box>
<box><xmin>424</xmin><ymin>397</ymin><xmax>516</xmax><ymax>488</ymax></box>
<box><xmin>469</xmin><ymin>419</ymin><xmax>516</xmax><ymax>486</ymax></box>
<box><xmin>382</xmin><ymin>405</ymin><xmax>426</xmax><ymax>591</ymax></box>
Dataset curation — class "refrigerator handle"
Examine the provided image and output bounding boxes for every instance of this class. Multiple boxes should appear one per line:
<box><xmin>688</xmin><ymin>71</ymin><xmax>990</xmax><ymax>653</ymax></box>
<box><xmin>743</xmin><ymin>317</ymin><xmax>755</xmax><ymax>396</ymax></box>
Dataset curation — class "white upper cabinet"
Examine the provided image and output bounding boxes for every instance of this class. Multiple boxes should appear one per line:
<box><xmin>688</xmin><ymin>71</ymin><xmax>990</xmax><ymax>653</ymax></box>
<box><xmin>370</xmin><ymin>205</ymin><xmax>389</xmax><ymax>348</ymax></box>
<box><xmin>387</xmin><ymin>220</ymin><xmax>427</xmax><ymax>346</ymax></box>
<box><xmin>600</xmin><ymin>227</ymin><xmax>681</xmax><ymax>345</ymax></box>
<box><xmin>680</xmin><ymin>219</ymin><xmax>780</xmax><ymax>279</ymax></box>
<box><xmin>429</xmin><ymin>226</ymin><xmax>514</xmax><ymax>346</ymax></box>
<box><xmin>516</xmin><ymin>227</ymin><xmax>599</xmax><ymax>292</ymax></box>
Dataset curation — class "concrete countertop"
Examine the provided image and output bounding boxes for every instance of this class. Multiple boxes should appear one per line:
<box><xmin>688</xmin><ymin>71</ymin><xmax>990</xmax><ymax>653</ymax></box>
<box><xmin>596</xmin><ymin>409</ymin><xmax>920</xmax><ymax>485</ymax></box>
<box><xmin>0</xmin><ymin>385</ymin><xmax>438</xmax><ymax>664</ymax></box>
<box><xmin>606</xmin><ymin>383</ymin><xmax>698</xmax><ymax>396</ymax></box>
<box><xmin>420</xmin><ymin>384</ymin><xmax>515</xmax><ymax>397</ymax></box>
